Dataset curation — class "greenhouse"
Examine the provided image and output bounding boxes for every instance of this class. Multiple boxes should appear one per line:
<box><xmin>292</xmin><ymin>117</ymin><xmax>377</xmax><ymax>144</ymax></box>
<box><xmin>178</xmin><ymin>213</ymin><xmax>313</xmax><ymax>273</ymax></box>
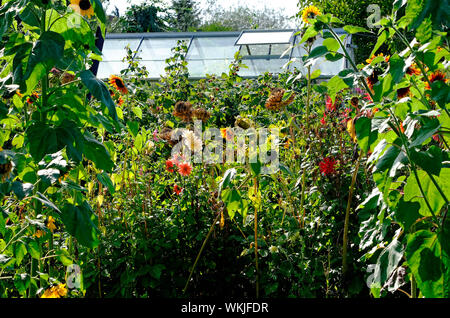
<box><xmin>97</xmin><ymin>29</ymin><xmax>353</xmax><ymax>79</ymax></box>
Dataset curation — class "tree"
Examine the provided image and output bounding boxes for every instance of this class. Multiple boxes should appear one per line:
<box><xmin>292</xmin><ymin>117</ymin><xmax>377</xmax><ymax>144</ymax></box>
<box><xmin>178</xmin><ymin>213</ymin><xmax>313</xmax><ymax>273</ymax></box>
<box><xmin>118</xmin><ymin>1</ymin><xmax>170</xmax><ymax>33</ymax></box>
<box><xmin>170</xmin><ymin>0</ymin><xmax>201</xmax><ymax>32</ymax></box>
<box><xmin>198</xmin><ymin>1</ymin><xmax>292</xmax><ymax>31</ymax></box>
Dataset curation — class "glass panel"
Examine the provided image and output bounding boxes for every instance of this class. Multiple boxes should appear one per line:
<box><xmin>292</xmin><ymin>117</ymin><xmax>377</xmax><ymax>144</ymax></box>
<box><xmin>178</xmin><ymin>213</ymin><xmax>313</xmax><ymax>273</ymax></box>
<box><xmin>239</xmin><ymin>58</ymin><xmax>290</xmax><ymax>76</ymax></box>
<box><xmin>289</xmin><ymin>36</ymin><xmax>347</xmax><ymax>76</ymax></box>
<box><xmin>137</xmin><ymin>38</ymin><xmax>190</xmax><ymax>61</ymax></box>
<box><xmin>241</xmin><ymin>44</ymin><xmax>291</xmax><ymax>57</ymax></box>
<box><xmin>101</xmin><ymin>39</ymin><xmax>141</xmax><ymax>62</ymax></box>
<box><xmin>186</xmin><ymin>37</ymin><xmax>238</xmax><ymax>60</ymax></box>
<box><xmin>97</xmin><ymin>61</ymin><xmax>129</xmax><ymax>78</ymax></box>
<box><xmin>188</xmin><ymin>59</ymin><xmax>233</xmax><ymax>77</ymax></box>
<box><xmin>140</xmin><ymin>61</ymin><xmax>168</xmax><ymax>79</ymax></box>
<box><xmin>236</xmin><ymin>31</ymin><xmax>293</xmax><ymax>45</ymax></box>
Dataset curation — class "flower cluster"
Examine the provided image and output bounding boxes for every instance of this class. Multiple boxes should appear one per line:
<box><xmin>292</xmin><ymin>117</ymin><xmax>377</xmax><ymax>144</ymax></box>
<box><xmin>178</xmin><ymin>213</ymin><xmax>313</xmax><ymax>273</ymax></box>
<box><xmin>41</xmin><ymin>283</ymin><xmax>68</xmax><ymax>298</ymax></box>
<box><xmin>319</xmin><ymin>157</ymin><xmax>337</xmax><ymax>176</ymax></box>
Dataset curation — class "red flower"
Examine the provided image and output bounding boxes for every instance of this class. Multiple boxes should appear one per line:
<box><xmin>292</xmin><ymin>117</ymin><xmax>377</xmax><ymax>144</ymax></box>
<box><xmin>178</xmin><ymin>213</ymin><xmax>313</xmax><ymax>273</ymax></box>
<box><xmin>178</xmin><ymin>162</ymin><xmax>192</xmax><ymax>176</ymax></box>
<box><xmin>326</xmin><ymin>96</ymin><xmax>337</xmax><ymax>111</ymax></box>
<box><xmin>319</xmin><ymin>157</ymin><xmax>336</xmax><ymax>176</ymax></box>
<box><xmin>363</xmin><ymin>93</ymin><xmax>372</xmax><ymax>102</ymax></box>
<box><xmin>173</xmin><ymin>184</ymin><xmax>182</xmax><ymax>195</ymax></box>
<box><xmin>433</xmin><ymin>134</ymin><xmax>440</xmax><ymax>142</ymax></box>
<box><xmin>166</xmin><ymin>159</ymin><xmax>175</xmax><ymax>173</ymax></box>
<box><xmin>320</xmin><ymin>114</ymin><xmax>327</xmax><ymax>125</ymax></box>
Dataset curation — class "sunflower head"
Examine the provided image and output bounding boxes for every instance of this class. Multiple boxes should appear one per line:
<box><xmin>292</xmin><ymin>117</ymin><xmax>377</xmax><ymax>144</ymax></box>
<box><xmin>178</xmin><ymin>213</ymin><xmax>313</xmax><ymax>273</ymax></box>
<box><xmin>302</xmin><ymin>5</ymin><xmax>321</xmax><ymax>24</ymax></box>
<box><xmin>70</xmin><ymin>0</ymin><xmax>95</xmax><ymax>18</ymax></box>
<box><xmin>425</xmin><ymin>70</ymin><xmax>447</xmax><ymax>90</ymax></box>
<box><xmin>109</xmin><ymin>75</ymin><xmax>128</xmax><ymax>95</ymax></box>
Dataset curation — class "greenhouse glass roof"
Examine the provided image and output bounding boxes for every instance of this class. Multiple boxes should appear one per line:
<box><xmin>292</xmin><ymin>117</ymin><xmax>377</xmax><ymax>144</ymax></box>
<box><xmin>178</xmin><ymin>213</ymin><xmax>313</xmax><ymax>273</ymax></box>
<box><xmin>96</xmin><ymin>29</ymin><xmax>352</xmax><ymax>80</ymax></box>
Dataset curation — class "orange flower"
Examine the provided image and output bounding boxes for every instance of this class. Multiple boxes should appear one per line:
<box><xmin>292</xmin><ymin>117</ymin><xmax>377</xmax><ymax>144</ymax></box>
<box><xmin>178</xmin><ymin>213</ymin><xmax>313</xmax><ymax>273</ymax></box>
<box><xmin>425</xmin><ymin>70</ymin><xmax>447</xmax><ymax>90</ymax></box>
<box><xmin>165</xmin><ymin>159</ymin><xmax>175</xmax><ymax>173</ymax></box>
<box><xmin>366</xmin><ymin>53</ymin><xmax>389</xmax><ymax>65</ymax></box>
<box><xmin>109</xmin><ymin>75</ymin><xmax>128</xmax><ymax>95</ymax></box>
<box><xmin>27</xmin><ymin>92</ymin><xmax>39</xmax><ymax>104</ymax></box>
<box><xmin>173</xmin><ymin>184</ymin><xmax>182</xmax><ymax>195</ymax></box>
<box><xmin>406</xmin><ymin>63</ymin><xmax>421</xmax><ymax>76</ymax></box>
<box><xmin>47</xmin><ymin>216</ymin><xmax>56</xmax><ymax>232</ymax></box>
<box><xmin>178</xmin><ymin>162</ymin><xmax>192</xmax><ymax>176</ymax></box>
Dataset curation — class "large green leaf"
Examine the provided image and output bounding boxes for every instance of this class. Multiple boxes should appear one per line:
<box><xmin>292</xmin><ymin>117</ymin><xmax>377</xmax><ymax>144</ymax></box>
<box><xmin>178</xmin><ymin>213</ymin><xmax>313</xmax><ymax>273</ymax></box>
<box><xmin>97</xmin><ymin>172</ymin><xmax>115</xmax><ymax>194</ymax></box>
<box><xmin>371</xmin><ymin>239</ymin><xmax>404</xmax><ymax>290</ymax></box>
<box><xmin>61</xmin><ymin>201</ymin><xmax>99</xmax><ymax>248</ymax></box>
<box><xmin>23</xmin><ymin>31</ymin><xmax>65</xmax><ymax>92</ymax></box>
<box><xmin>404</xmin><ymin>168</ymin><xmax>450</xmax><ymax>217</ymax></box>
<box><xmin>355</xmin><ymin>117</ymin><xmax>378</xmax><ymax>154</ymax></box>
<box><xmin>26</xmin><ymin>120</ymin><xmax>84</xmax><ymax>163</ymax></box>
<box><xmin>80</xmin><ymin>70</ymin><xmax>117</xmax><ymax>121</ymax></box>
<box><xmin>83</xmin><ymin>132</ymin><xmax>114</xmax><ymax>172</ymax></box>
<box><xmin>405</xmin><ymin>229</ymin><xmax>449</xmax><ymax>297</ymax></box>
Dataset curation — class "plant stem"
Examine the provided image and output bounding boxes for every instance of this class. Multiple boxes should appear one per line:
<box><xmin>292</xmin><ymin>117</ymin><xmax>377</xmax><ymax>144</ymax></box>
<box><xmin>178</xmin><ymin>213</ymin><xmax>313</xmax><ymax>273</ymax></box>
<box><xmin>253</xmin><ymin>177</ymin><xmax>259</xmax><ymax>298</ymax></box>
<box><xmin>183</xmin><ymin>212</ymin><xmax>221</xmax><ymax>294</ymax></box>
<box><xmin>342</xmin><ymin>150</ymin><xmax>363</xmax><ymax>278</ymax></box>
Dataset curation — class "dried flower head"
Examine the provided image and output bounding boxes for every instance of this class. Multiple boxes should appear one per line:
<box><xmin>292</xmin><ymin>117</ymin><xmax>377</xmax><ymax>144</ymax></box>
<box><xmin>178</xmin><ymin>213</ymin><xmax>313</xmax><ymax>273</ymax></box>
<box><xmin>173</xmin><ymin>101</ymin><xmax>193</xmax><ymax>122</ymax></box>
<box><xmin>192</xmin><ymin>108</ymin><xmax>211</xmax><ymax>122</ymax></box>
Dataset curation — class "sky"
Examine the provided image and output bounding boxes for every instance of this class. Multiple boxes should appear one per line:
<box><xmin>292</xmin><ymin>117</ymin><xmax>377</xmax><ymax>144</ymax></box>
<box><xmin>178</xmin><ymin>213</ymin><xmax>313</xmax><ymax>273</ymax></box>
<box><xmin>105</xmin><ymin>0</ymin><xmax>300</xmax><ymax>18</ymax></box>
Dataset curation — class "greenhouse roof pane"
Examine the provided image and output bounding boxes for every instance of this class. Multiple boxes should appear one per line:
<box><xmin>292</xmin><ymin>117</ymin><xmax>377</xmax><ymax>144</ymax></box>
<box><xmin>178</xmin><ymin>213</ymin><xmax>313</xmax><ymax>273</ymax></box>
<box><xmin>236</xmin><ymin>31</ymin><xmax>294</xmax><ymax>45</ymax></box>
<box><xmin>136</xmin><ymin>38</ymin><xmax>190</xmax><ymax>61</ymax></box>
<box><xmin>101</xmin><ymin>39</ymin><xmax>141</xmax><ymax>62</ymax></box>
<box><xmin>187</xmin><ymin>37</ymin><xmax>238</xmax><ymax>60</ymax></box>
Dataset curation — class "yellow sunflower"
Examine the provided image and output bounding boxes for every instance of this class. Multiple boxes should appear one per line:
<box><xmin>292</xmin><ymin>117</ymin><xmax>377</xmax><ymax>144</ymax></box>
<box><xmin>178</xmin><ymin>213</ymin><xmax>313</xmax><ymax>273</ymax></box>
<box><xmin>109</xmin><ymin>75</ymin><xmax>129</xmax><ymax>95</ymax></box>
<box><xmin>69</xmin><ymin>0</ymin><xmax>95</xmax><ymax>18</ymax></box>
<box><xmin>302</xmin><ymin>5</ymin><xmax>321</xmax><ymax>24</ymax></box>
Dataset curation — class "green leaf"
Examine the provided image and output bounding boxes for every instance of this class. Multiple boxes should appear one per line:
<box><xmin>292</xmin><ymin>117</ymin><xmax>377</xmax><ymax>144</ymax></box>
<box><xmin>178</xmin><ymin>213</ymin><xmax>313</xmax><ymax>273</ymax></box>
<box><xmin>372</xmin><ymin>239</ymin><xmax>404</xmax><ymax>289</ymax></box>
<box><xmin>126</xmin><ymin>121</ymin><xmax>139</xmax><ymax>137</ymax></box>
<box><xmin>26</xmin><ymin>120</ymin><xmax>84</xmax><ymax>163</ymax></box>
<box><xmin>34</xmin><ymin>192</ymin><xmax>61</xmax><ymax>214</ymax></box>
<box><xmin>61</xmin><ymin>201</ymin><xmax>99</xmax><ymax>248</ymax></box>
<box><xmin>250</xmin><ymin>157</ymin><xmax>261</xmax><ymax>176</ymax></box>
<box><xmin>27</xmin><ymin>241</ymin><xmax>40</xmax><ymax>260</ymax></box>
<box><xmin>327</xmin><ymin>75</ymin><xmax>348</xmax><ymax>104</ymax></box>
<box><xmin>410</xmin><ymin>146</ymin><xmax>442</xmax><ymax>176</ymax></box>
<box><xmin>404</xmin><ymin>168</ymin><xmax>450</xmax><ymax>217</ymax></box>
<box><xmin>23</xmin><ymin>32</ymin><xmax>65</xmax><ymax>91</ymax></box>
<box><xmin>91</xmin><ymin>0</ymin><xmax>107</xmax><ymax>24</ymax></box>
<box><xmin>80</xmin><ymin>70</ymin><xmax>117</xmax><ymax>121</ymax></box>
<box><xmin>406</xmin><ymin>229</ymin><xmax>448</xmax><ymax>297</ymax></box>
<box><xmin>132</xmin><ymin>107</ymin><xmax>143</xmax><ymax>119</ymax></box>
<box><xmin>370</xmin><ymin>30</ymin><xmax>388</xmax><ymax>58</ymax></box>
<box><xmin>219</xmin><ymin>168</ymin><xmax>236</xmax><ymax>195</ymax></box>
<box><xmin>83</xmin><ymin>132</ymin><xmax>114</xmax><ymax>172</ymax></box>
<box><xmin>306</xmin><ymin>46</ymin><xmax>328</xmax><ymax>60</ymax></box>
<box><xmin>343</xmin><ymin>25</ymin><xmax>371</xmax><ymax>34</ymax></box>
<box><xmin>355</xmin><ymin>117</ymin><xmax>378</xmax><ymax>154</ymax></box>
<box><xmin>322</xmin><ymin>38</ymin><xmax>339</xmax><ymax>53</ymax></box>
<box><xmin>55</xmin><ymin>249</ymin><xmax>74</xmax><ymax>266</ymax></box>
<box><xmin>15</xmin><ymin>243</ymin><xmax>28</xmax><ymax>266</ymax></box>
<box><xmin>395</xmin><ymin>199</ymin><xmax>421</xmax><ymax>231</ymax></box>
<box><xmin>97</xmin><ymin>172</ymin><xmax>115</xmax><ymax>194</ymax></box>
<box><xmin>389</xmin><ymin>54</ymin><xmax>406</xmax><ymax>84</ymax></box>
<box><xmin>11</xmin><ymin>181</ymin><xmax>34</xmax><ymax>200</ymax></box>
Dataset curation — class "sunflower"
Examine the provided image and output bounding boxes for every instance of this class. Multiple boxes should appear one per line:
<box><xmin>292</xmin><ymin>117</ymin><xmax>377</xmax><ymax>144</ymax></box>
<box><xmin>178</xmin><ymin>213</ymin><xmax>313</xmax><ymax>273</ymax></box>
<box><xmin>173</xmin><ymin>101</ymin><xmax>193</xmax><ymax>122</ymax></box>
<box><xmin>366</xmin><ymin>53</ymin><xmax>389</xmax><ymax>65</ymax></box>
<box><xmin>69</xmin><ymin>0</ymin><xmax>95</xmax><ymax>18</ymax></box>
<box><xmin>406</xmin><ymin>63</ymin><xmax>421</xmax><ymax>76</ymax></box>
<box><xmin>425</xmin><ymin>70</ymin><xmax>447</xmax><ymax>90</ymax></box>
<box><xmin>397</xmin><ymin>86</ymin><xmax>411</xmax><ymax>99</ymax></box>
<box><xmin>366</xmin><ymin>69</ymin><xmax>380</xmax><ymax>92</ymax></box>
<box><xmin>109</xmin><ymin>75</ymin><xmax>128</xmax><ymax>95</ymax></box>
<box><xmin>301</xmin><ymin>5</ymin><xmax>321</xmax><ymax>24</ymax></box>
